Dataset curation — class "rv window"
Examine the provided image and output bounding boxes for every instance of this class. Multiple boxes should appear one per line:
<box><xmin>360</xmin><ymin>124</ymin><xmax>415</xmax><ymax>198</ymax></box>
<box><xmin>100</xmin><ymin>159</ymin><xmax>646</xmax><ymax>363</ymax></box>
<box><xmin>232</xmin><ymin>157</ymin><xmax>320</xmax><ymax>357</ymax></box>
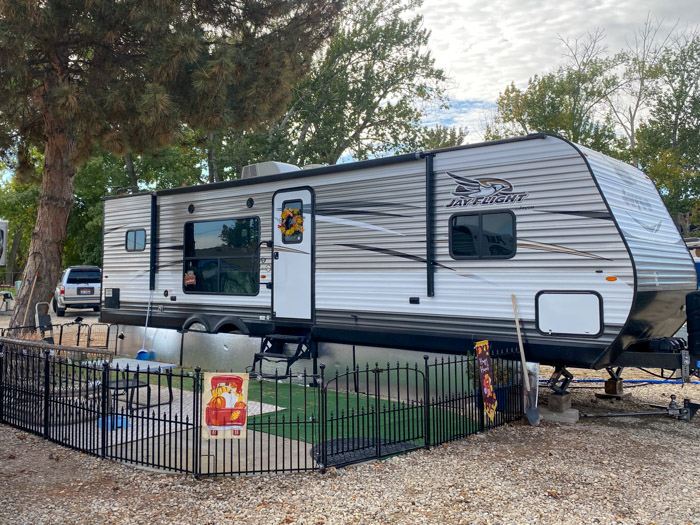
<box><xmin>183</xmin><ymin>217</ymin><xmax>260</xmax><ymax>295</ymax></box>
<box><xmin>281</xmin><ymin>200</ymin><xmax>303</xmax><ymax>244</ymax></box>
<box><xmin>125</xmin><ymin>229</ymin><xmax>146</xmax><ymax>252</ymax></box>
<box><xmin>450</xmin><ymin>211</ymin><xmax>515</xmax><ymax>259</ymax></box>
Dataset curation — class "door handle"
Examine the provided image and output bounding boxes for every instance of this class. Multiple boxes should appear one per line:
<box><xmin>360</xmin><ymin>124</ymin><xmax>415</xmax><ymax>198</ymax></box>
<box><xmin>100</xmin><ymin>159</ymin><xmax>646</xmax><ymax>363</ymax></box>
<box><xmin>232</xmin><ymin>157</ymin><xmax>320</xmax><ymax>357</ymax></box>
<box><xmin>274</xmin><ymin>252</ymin><xmax>279</xmax><ymax>260</ymax></box>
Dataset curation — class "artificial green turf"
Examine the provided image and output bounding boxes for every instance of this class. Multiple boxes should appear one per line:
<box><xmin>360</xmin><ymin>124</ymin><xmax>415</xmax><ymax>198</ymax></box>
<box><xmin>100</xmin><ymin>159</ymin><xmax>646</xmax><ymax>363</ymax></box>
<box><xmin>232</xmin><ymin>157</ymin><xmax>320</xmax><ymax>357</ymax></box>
<box><xmin>246</xmin><ymin>379</ymin><xmax>479</xmax><ymax>444</ymax></box>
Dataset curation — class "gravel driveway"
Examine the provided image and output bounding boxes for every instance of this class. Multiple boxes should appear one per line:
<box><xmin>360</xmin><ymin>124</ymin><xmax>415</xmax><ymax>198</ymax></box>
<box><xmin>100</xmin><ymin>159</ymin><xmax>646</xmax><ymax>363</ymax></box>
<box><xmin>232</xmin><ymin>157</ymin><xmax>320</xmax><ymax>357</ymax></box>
<box><xmin>1</xmin><ymin>377</ymin><xmax>699</xmax><ymax>525</ymax></box>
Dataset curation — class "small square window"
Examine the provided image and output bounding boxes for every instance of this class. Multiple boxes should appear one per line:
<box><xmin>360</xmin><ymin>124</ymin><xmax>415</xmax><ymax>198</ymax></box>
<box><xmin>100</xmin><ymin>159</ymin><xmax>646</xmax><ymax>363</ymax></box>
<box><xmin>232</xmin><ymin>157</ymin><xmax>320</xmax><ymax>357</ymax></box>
<box><xmin>450</xmin><ymin>211</ymin><xmax>515</xmax><ymax>259</ymax></box>
<box><xmin>125</xmin><ymin>229</ymin><xmax>146</xmax><ymax>252</ymax></box>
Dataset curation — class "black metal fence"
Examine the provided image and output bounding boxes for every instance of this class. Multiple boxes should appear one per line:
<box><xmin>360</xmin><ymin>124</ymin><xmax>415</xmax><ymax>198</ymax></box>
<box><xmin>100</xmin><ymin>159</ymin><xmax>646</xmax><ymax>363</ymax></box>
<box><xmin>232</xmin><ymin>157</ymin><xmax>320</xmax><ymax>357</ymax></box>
<box><xmin>0</xmin><ymin>337</ymin><xmax>522</xmax><ymax>476</ymax></box>
<box><xmin>0</xmin><ymin>323</ymin><xmax>113</xmax><ymax>348</ymax></box>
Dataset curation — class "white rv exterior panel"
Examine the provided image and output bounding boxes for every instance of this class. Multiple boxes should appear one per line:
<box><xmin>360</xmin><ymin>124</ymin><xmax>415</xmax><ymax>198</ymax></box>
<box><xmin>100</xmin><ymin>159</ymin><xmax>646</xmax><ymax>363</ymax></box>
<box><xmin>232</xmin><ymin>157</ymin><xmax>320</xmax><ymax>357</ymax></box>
<box><xmin>312</xmin><ymin>137</ymin><xmax>633</xmax><ymax>338</ymax></box>
<box><xmin>154</xmin><ymin>184</ymin><xmax>274</xmax><ymax>317</ymax></box>
<box><xmin>583</xmin><ymin>146</ymin><xmax>697</xmax><ymax>292</ymax></box>
<box><xmin>103</xmin><ymin>194</ymin><xmax>152</xmax><ymax>305</ymax></box>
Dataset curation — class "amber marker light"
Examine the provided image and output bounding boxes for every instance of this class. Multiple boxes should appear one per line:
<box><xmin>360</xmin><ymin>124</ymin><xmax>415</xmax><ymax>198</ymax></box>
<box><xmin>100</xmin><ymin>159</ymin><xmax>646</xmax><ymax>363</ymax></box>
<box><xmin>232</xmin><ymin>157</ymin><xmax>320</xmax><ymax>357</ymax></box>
<box><xmin>606</xmin><ymin>276</ymin><xmax>617</xmax><ymax>281</ymax></box>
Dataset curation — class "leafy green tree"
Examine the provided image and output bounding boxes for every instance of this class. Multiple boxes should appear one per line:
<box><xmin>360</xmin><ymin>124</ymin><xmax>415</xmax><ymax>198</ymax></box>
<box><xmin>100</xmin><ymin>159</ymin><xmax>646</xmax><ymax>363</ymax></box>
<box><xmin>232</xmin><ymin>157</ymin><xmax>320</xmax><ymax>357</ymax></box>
<box><xmin>605</xmin><ymin>17</ymin><xmax>669</xmax><ymax>156</ymax></box>
<box><xmin>63</xmin><ymin>152</ymin><xmax>130</xmax><ymax>267</ymax></box>
<box><xmin>0</xmin><ymin>0</ymin><xmax>340</xmax><ymax>327</ymax></box>
<box><xmin>486</xmin><ymin>30</ymin><xmax>622</xmax><ymax>154</ymax></box>
<box><xmin>636</xmin><ymin>31</ymin><xmax>700</xmax><ymax>233</ymax></box>
<box><xmin>419</xmin><ymin>125</ymin><xmax>468</xmax><ymax>150</ymax></box>
<box><xmin>0</xmin><ymin>179</ymin><xmax>40</xmax><ymax>285</ymax></box>
<box><xmin>260</xmin><ymin>0</ymin><xmax>448</xmax><ymax>165</ymax></box>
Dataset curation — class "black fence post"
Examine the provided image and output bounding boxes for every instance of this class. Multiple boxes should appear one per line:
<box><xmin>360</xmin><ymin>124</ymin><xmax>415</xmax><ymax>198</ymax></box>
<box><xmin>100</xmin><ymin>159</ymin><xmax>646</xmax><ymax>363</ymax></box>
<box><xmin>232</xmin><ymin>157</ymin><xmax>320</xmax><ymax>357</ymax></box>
<box><xmin>43</xmin><ymin>349</ymin><xmax>50</xmax><ymax>438</ymax></box>
<box><xmin>423</xmin><ymin>355</ymin><xmax>430</xmax><ymax>450</ymax></box>
<box><xmin>100</xmin><ymin>360</ymin><xmax>109</xmax><ymax>458</ymax></box>
<box><xmin>319</xmin><ymin>364</ymin><xmax>326</xmax><ymax>474</ymax></box>
<box><xmin>373</xmin><ymin>364</ymin><xmax>381</xmax><ymax>459</ymax></box>
<box><xmin>193</xmin><ymin>366</ymin><xmax>201</xmax><ymax>478</ymax></box>
<box><xmin>0</xmin><ymin>343</ymin><xmax>4</xmax><ymax>424</ymax></box>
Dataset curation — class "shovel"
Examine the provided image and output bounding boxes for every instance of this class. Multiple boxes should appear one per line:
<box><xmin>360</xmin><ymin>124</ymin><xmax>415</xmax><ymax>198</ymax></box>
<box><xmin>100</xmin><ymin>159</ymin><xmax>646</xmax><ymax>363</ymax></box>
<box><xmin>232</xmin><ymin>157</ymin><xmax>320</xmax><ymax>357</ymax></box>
<box><xmin>511</xmin><ymin>294</ymin><xmax>541</xmax><ymax>426</ymax></box>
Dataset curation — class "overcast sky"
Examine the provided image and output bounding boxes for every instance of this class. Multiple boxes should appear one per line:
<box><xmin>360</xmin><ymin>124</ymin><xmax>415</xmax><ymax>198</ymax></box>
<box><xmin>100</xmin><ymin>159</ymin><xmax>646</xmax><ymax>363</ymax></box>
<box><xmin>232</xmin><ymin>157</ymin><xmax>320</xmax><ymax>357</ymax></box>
<box><xmin>419</xmin><ymin>0</ymin><xmax>700</xmax><ymax>135</ymax></box>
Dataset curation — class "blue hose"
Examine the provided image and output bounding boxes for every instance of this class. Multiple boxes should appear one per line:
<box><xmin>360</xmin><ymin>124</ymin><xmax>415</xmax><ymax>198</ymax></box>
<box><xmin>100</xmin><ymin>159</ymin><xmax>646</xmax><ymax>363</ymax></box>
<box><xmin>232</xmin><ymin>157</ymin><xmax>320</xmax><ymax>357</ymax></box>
<box><xmin>538</xmin><ymin>378</ymin><xmax>700</xmax><ymax>385</ymax></box>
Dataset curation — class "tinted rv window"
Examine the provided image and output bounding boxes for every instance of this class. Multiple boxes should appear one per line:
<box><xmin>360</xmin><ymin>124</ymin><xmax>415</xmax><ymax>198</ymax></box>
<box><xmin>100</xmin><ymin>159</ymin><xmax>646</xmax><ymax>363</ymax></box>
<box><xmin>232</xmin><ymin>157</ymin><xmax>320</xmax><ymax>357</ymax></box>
<box><xmin>125</xmin><ymin>229</ymin><xmax>146</xmax><ymax>252</ymax></box>
<box><xmin>450</xmin><ymin>211</ymin><xmax>515</xmax><ymax>259</ymax></box>
<box><xmin>183</xmin><ymin>217</ymin><xmax>260</xmax><ymax>295</ymax></box>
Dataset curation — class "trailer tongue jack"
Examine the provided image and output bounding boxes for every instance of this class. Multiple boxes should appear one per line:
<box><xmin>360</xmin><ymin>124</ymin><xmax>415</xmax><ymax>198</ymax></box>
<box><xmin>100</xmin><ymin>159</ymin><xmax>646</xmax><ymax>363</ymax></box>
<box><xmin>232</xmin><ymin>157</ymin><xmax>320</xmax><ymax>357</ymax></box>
<box><xmin>581</xmin><ymin>395</ymin><xmax>700</xmax><ymax>422</ymax></box>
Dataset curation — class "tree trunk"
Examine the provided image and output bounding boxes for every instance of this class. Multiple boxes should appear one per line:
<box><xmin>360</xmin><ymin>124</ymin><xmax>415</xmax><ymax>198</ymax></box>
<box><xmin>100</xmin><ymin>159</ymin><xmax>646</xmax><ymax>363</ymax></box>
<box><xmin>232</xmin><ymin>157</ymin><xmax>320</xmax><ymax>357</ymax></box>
<box><xmin>207</xmin><ymin>131</ymin><xmax>220</xmax><ymax>183</ymax></box>
<box><xmin>125</xmin><ymin>151</ymin><xmax>139</xmax><ymax>193</ymax></box>
<box><xmin>10</xmin><ymin>111</ymin><xmax>76</xmax><ymax>329</ymax></box>
<box><xmin>676</xmin><ymin>213</ymin><xmax>691</xmax><ymax>237</ymax></box>
<box><xmin>4</xmin><ymin>226</ymin><xmax>24</xmax><ymax>286</ymax></box>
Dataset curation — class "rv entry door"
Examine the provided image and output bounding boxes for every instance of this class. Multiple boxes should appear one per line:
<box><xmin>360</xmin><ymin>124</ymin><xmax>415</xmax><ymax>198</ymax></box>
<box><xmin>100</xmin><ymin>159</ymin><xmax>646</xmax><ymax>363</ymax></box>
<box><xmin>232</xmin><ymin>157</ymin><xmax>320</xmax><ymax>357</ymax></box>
<box><xmin>272</xmin><ymin>188</ymin><xmax>314</xmax><ymax>321</ymax></box>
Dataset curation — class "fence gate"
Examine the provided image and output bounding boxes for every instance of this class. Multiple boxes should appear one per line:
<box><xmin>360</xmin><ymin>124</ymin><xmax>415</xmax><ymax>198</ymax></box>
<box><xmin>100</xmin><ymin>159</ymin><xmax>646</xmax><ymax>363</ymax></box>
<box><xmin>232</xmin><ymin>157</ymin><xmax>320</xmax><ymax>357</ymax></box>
<box><xmin>318</xmin><ymin>363</ymin><xmax>428</xmax><ymax>469</ymax></box>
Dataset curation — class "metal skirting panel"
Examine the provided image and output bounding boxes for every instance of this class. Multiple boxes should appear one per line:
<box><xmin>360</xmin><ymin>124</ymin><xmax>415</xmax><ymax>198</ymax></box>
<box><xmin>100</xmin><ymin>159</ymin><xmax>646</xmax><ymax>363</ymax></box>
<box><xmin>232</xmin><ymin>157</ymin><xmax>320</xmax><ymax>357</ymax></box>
<box><xmin>113</xmin><ymin>324</ymin><xmax>261</xmax><ymax>371</ymax></box>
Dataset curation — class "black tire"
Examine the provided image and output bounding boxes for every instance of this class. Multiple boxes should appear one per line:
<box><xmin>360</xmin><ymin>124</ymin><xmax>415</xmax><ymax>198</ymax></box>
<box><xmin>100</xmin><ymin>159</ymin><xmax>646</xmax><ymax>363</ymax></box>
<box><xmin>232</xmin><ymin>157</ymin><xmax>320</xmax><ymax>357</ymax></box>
<box><xmin>686</xmin><ymin>291</ymin><xmax>700</xmax><ymax>331</ymax></box>
<box><xmin>56</xmin><ymin>306</ymin><xmax>66</xmax><ymax>317</ymax></box>
<box><xmin>52</xmin><ymin>298</ymin><xmax>58</xmax><ymax>313</ymax></box>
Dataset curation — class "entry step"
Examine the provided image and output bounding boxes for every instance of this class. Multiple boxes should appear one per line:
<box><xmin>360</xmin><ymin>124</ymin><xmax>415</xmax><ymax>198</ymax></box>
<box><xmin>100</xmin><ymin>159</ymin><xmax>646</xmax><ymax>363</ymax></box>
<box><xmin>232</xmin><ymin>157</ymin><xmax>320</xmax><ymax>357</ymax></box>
<box><xmin>263</xmin><ymin>334</ymin><xmax>308</xmax><ymax>342</ymax></box>
<box><xmin>253</xmin><ymin>352</ymin><xmax>289</xmax><ymax>361</ymax></box>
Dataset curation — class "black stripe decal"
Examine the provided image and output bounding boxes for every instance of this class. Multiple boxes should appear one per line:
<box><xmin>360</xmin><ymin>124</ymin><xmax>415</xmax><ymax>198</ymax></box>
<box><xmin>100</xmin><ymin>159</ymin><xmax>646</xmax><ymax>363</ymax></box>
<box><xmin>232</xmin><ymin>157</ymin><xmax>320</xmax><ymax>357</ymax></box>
<box><xmin>534</xmin><ymin>210</ymin><xmax>613</xmax><ymax>220</ymax></box>
<box><xmin>316</xmin><ymin>208</ymin><xmax>406</xmax><ymax>218</ymax></box>
<box><xmin>316</xmin><ymin>201</ymin><xmax>420</xmax><ymax>210</ymax></box>
<box><xmin>338</xmin><ymin>243</ymin><xmax>456</xmax><ymax>271</ymax></box>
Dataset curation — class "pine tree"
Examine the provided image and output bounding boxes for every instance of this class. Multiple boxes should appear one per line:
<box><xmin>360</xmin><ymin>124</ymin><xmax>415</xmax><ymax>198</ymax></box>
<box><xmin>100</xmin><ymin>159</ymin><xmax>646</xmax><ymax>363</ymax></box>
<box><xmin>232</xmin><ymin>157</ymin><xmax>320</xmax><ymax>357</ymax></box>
<box><xmin>0</xmin><ymin>0</ymin><xmax>340</xmax><ymax>328</ymax></box>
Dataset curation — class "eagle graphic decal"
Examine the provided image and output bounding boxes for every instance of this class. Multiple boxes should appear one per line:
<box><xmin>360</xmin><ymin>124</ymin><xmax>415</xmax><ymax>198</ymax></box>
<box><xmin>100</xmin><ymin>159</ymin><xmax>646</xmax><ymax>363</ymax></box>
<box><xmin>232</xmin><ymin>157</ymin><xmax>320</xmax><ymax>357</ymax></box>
<box><xmin>445</xmin><ymin>172</ymin><xmax>528</xmax><ymax>208</ymax></box>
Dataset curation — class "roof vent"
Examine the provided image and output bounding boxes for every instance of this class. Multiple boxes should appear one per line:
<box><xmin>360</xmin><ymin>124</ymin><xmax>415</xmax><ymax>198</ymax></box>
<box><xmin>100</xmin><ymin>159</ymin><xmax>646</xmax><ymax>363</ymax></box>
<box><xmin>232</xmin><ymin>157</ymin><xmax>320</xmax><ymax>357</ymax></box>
<box><xmin>302</xmin><ymin>163</ymin><xmax>326</xmax><ymax>170</ymax></box>
<box><xmin>241</xmin><ymin>161</ymin><xmax>300</xmax><ymax>179</ymax></box>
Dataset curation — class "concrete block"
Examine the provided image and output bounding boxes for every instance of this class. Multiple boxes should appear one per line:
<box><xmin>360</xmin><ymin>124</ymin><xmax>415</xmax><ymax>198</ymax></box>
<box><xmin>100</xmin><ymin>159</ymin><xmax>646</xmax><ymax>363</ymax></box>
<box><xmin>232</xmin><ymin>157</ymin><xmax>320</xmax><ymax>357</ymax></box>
<box><xmin>605</xmin><ymin>378</ymin><xmax>624</xmax><ymax>395</ymax></box>
<box><xmin>548</xmin><ymin>393</ymin><xmax>572</xmax><ymax>412</ymax></box>
<box><xmin>539</xmin><ymin>407</ymin><xmax>579</xmax><ymax>424</ymax></box>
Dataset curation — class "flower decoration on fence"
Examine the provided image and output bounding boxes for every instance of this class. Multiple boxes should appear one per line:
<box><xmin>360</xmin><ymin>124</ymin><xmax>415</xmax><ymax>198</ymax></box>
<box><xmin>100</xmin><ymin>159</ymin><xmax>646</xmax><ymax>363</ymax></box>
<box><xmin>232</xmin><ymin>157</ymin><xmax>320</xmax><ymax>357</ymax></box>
<box><xmin>278</xmin><ymin>208</ymin><xmax>304</xmax><ymax>237</ymax></box>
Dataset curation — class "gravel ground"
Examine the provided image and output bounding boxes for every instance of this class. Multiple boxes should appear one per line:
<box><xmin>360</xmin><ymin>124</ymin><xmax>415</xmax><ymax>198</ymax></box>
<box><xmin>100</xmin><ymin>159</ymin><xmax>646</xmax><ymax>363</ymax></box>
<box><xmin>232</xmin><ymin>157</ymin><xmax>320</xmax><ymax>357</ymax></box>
<box><xmin>1</xmin><ymin>378</ymin><xmax>699</xmax><ymax>525</ymax></box>
<box><xmin>0</xmin><ymin>308</ymin><xmax>100</xmax><ymax>330</ymax></box>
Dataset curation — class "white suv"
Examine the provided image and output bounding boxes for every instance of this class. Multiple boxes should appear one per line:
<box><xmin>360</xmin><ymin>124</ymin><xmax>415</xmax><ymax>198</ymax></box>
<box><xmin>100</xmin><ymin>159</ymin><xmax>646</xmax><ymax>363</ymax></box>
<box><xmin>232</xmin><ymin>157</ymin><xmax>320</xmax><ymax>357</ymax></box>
<box><xmin>53</xmin><ymin>266</ymin><xmax>102</xmax><ymax>317</ymax></box>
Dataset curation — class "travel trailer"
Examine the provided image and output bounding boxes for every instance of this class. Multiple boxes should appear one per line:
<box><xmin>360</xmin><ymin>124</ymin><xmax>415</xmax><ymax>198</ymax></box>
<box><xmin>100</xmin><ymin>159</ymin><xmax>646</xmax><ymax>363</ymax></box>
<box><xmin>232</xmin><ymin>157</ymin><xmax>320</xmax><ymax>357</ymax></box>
<box><xmin>100</xmin><ymin>134</ymin><xmax>699</xmax><ymax>378</ymax></box>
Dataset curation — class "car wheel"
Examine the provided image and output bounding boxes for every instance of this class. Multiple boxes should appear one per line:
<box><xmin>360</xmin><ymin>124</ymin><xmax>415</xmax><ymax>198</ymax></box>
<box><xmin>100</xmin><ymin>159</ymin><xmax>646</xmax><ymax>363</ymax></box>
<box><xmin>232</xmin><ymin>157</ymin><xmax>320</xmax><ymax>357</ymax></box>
<box><xmin>52</xmin><ymin>298</ymin><xmax>58</xmax><ymax>313</ymax></box>
<box><xmin>56</xmin><ymin>306</ymin><xmax>66</xmax><ymax>317</ymax></box>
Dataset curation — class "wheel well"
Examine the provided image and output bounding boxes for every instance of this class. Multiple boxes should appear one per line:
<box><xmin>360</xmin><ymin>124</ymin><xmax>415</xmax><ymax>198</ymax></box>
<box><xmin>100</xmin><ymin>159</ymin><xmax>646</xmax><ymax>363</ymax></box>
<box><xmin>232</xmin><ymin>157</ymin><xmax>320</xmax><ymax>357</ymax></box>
<box><xmin>182</xmin><ymin>315</ymin><xmax>212</xmax><ymax>333</ymax></box>
<box><xmin>216</xmin><ymin>323</ymin><xmax>242</xmax><ymax>333</ymax></box>
<box><xmin>213</xmin><ymin>316</ymin><xmax>250</xmax><ymax>335</ymax></box>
